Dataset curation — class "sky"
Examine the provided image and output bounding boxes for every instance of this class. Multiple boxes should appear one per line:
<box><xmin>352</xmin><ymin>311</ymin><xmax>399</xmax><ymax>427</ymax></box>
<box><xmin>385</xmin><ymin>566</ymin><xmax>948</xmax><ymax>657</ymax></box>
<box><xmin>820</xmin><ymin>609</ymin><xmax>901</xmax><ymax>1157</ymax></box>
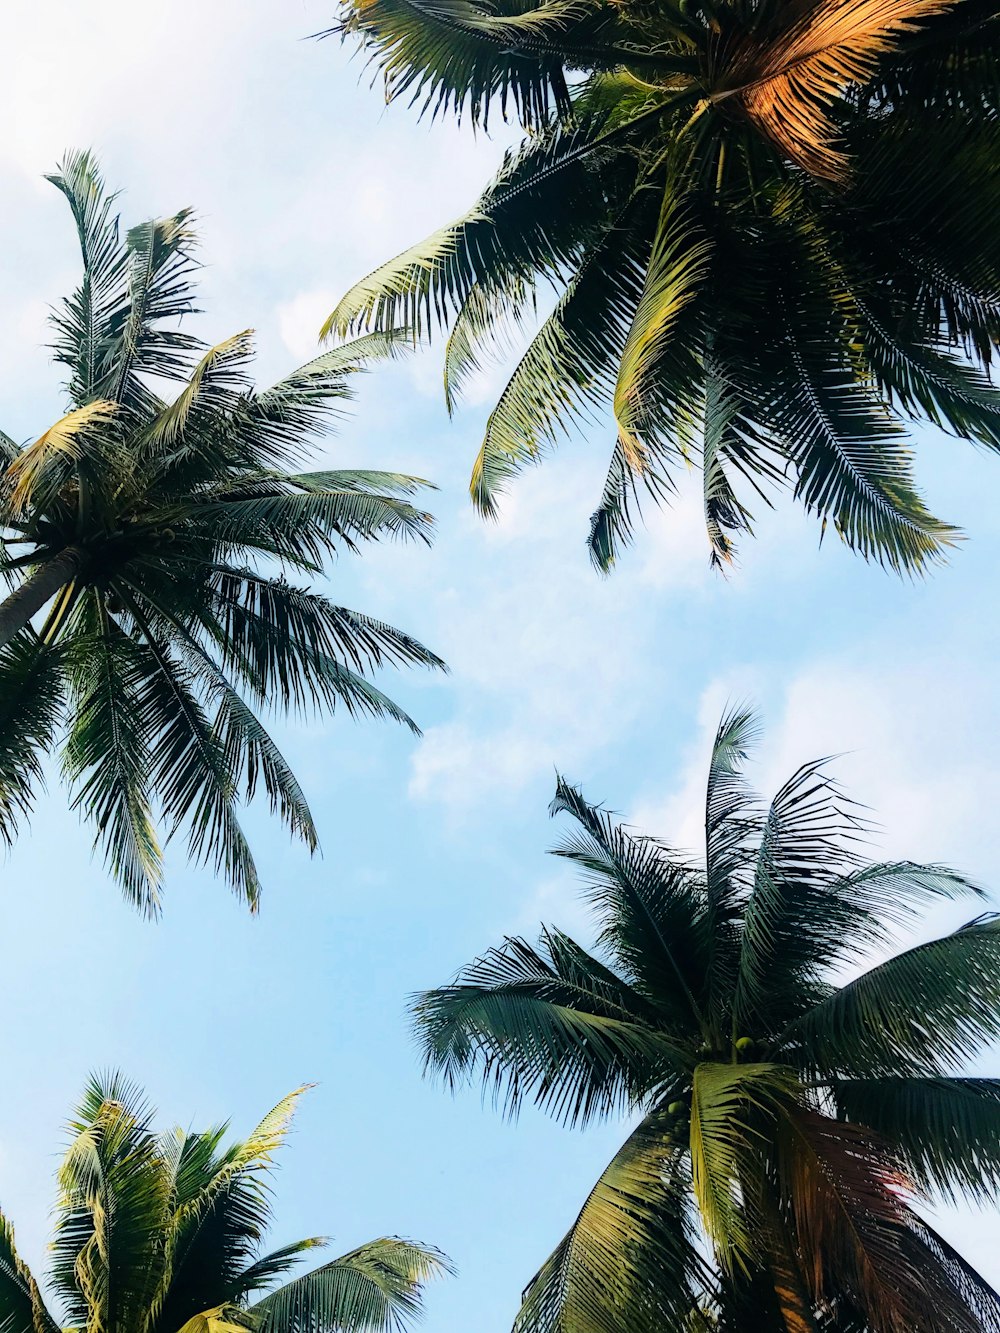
<box><xmin>0</xmin><ymin>2</ymin><xmax>998</xmax><ymax>1329</ymax></box>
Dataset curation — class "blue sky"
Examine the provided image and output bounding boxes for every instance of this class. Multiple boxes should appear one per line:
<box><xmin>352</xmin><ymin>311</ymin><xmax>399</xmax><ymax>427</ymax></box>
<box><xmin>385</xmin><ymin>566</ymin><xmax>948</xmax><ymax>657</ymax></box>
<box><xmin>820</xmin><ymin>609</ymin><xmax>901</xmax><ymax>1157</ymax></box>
<box><xmin>0</xmin><ymin>3</ymin><xmax>998</xmax><ymax>1330</ymax></box>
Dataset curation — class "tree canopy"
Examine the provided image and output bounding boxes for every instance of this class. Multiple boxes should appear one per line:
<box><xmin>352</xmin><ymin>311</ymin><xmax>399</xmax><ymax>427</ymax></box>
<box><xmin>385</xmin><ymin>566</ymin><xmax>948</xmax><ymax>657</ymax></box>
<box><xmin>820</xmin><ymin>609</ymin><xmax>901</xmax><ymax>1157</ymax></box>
<box><xmin>413</xmin><ymin>707</ymin><xmax>1000</xmax><ymax>1333</ymax></box>
<box><xmin>0</xmin><ymin>1076</ymin><xmax>451</xmax><ymax>1333</ymax></box>
<box><xmin>329</xmin><ymin>0</ymin><xmax>1000</xmax><ymax>572</ymax></box>
<box><xmin>0</xmin><ymin>152</ymin><xmax>445</xmax><ymax>913</ymax></box>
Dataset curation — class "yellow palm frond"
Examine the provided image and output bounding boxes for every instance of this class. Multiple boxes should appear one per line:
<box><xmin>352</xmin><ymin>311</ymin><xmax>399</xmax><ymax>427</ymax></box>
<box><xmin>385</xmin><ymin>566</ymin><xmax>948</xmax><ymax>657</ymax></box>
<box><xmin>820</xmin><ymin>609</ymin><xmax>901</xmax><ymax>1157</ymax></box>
<box><xmin>144</xmin><ymin>332</ymin><xmax>254</xmax><ymax>451</ymax></box>
<box><xmin>176</xmin><ymin>1305</ymin><xmax>257</xmax><ymax>1333</ymax></box>
<box><xmin>3</xmin><ymin>401</ymin><xmax>117</xmax><ymax>518</ymax></box>
<box><xmin>689</xmin><ymin>1062</ymin><xmax>798</xmax><ymax>1272</ymax></box>
<box><xmin>712</xmin><ymin>0</ymin><xmax>955</xmax><ymax>181</ymax></box>
<box><xmin>612</xmin><ymin>193</ymin><xmax>710</xmax><ymax>469</ymax></box>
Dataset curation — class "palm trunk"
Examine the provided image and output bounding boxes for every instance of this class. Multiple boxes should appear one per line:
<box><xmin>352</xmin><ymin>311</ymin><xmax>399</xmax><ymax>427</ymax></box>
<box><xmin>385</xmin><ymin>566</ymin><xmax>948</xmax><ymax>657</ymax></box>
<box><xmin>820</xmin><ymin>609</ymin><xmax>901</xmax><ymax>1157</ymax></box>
<box><xmin>0</xmin><ymin>547</ymin><xmax>84</xmax><ymax>650</ymax></box>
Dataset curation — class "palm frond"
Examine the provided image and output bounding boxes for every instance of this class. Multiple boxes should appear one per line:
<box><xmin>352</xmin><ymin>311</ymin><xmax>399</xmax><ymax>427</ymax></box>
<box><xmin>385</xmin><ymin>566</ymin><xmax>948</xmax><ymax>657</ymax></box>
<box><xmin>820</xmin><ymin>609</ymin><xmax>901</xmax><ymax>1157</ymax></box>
<box><xmin>144</xmin><ymin>333</ymin><xmax>255</xmax><ymax>455</ymax></box>
<box><xmin>715</xmin><ymin>0</ymin><xmax>953</xmax><ymax>182</ymax></box>
<box><xmin>112</xmin><ymin>210</ymin><xmax>201</xmax><ymax>406</ymax></box>
<box><xmin>63</xmin><ymin>610</ymin><xmax>162</xmax><ymax>915</ymax></box>
<box><xmin>3</xmin><ymin>400</ymin><xmax>118</xmax><ymax>519</ymax></box>
<box><xmin>239</xmin><ymin>335</ymin><xmax>409</xmax><ymax>464</ymax></box>
<box><xmin>46</xmin><ymin>151</ymin><xmax>131</xmax><ymax>406</ymax></box>
<box><xmin>330</xmin><ymin>0</ymin><xmax>579</xmax><ymax>128</ymax></box>
<box><xmin>516</xmin><ymin>1109</ymin><xmax>709</xmax><ymax>1333</ymax></box>
<box><xmin>732</xmin><ymin>755</ymin><xmax>866</xmax><ymax>1032</ymax></box>
<box><xmin>124</xmin><ymin>609</ymin><xmax>261</xmax><ymax>909</ymax></box>
<box><xmin>612</xmin><ymin>193</ymin><xmax>711</xmax><ymax>471</ymax></box>
<box><xmin>234</xmin><ymin>1242</ymin><xmax>329</xmax><ymax>1300</ymax></box>
<box><xmin>0</xmin><ymin>1209</ymin><xmax>60</xmax><ymax>1333</ymax></box>
<box><xmin>689</xmin><ymin>1061</ymin><xmax>796</xmax><ymax>1271</ymax></box>
<box><xmin>54</xmin><ymin>1072</ymin><xmax>171</xmax><ymax>1333</ymax></box>
<box><xmin>778</xmin><ymin>914</ymin><xmax>1000</xmax><ymax>1076</ymax></box>
<box><xmin>250</xmin><ymin>1238</ymin><xmax>451</xmax><ymax>1333</ymax></box>
<box><xmin>411</xmin><ymin>928</ymin><xmax>683</xmax><ymax>1124</ymax></box>
<box><xmin>549</xmin><ymin>776</ymin><xmax>709</xmax><ymax>1031</ymax></box>
<box><xmin>776</xmin><ymin>1106</ymin><xmax>991</xmax><ymax>1333</ymax></box>
<box><xmin>0</xmin><ymin>635</ymin><xmax>65</xmax><ymax>845</ymax></box>
<box><xmin>831</xmin><ymin>1077</ymin><xmax>1000</xmax><ymax>1205</ymax></box>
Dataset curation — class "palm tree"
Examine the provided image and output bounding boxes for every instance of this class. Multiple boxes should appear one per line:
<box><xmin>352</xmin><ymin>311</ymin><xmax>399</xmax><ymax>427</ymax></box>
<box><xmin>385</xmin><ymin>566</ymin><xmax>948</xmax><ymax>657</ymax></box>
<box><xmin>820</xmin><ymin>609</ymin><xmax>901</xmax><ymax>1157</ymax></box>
<box><xmin>0</xmin><ymin>1076</ymin><xmax>450</xmax><ymax>1333</ymax></box>
<box><xmin>328</xmin><ymin>0</ymin><xmax>1000</xmax><ymax>572</ymax></box>
<box><xmin>0</xmin><ymin>151</ymin><xmax>444</xmax><ymax>913</ymax></box>
<box><xmin>412</xmin><ymin>707</ymin><xmax>1000</xmax><ymax>1333</ymax></box>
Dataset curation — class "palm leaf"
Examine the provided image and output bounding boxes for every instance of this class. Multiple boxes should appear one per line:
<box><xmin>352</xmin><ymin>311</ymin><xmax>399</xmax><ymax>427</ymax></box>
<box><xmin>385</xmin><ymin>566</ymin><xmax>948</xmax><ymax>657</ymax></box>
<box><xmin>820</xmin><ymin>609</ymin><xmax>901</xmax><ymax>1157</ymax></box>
<box><xmin>63</xmin><ymin>610</ymin><xmax>162</xmax><ymax>915</ymax></box>
<box><xmin>550</xmin><ymin>777</ymin><xmax>709</xmax><ymax>1032</ymax></box>
<box><xmin>0</xmin><ymin>635</ymin><xmax>65</xmax><ymax>845</ymax></box>
<box><xmin>250</xmin><ymin>1238</ymin><xmax>451</xmax><ymax>1333</ymax></box>
<box><xmin>516</xmin><ymin>1109</ymin><xmax>709</xmax><ymax>1333</ymax></box>
<box><xmin>411</xmin><ymin>929</ymin><xmax>684</xmax><ymax>1123</ymax></box>
<box><xmin>714</xmin><ymin>0</ymin><xmax>953</xmax><ymax>182</ymax></box>
<box><xmin>612</xmin><ymin>193</ymin><xmax>711</xmax><ymax>471</ymax></box>
<box><xmin>54</xmin><ymin>1073</ymin><xmax>172</xmax><ymax>1333</ymax></box>
<box><xmin>3</xmin><ymin>400</ymin><xmax>118</xmax><ymax>519</ymax></box>
<box><xmin>0</xmin><ymin>1209</ymin><xmax>60</xmax><ymax>1333</ymax></box>
<box><xmin>831</xmin><ymin>1076</ymin><xmax>1000</xmax><ymax>1205</ymax></box>
<box><xmin>689</xmin><ymin>1061</ymin><xmax>796</xmax><ymax>1271</ymax></box>
<box><xmin>46</xmin><ymin>151</ymin><xmax>131</xmax><ymax>406</ymax></box>
<box><xmin>777</xmin><ymin>914</ymin><xmax>1000</xmax><ymax>1076</ymax></box>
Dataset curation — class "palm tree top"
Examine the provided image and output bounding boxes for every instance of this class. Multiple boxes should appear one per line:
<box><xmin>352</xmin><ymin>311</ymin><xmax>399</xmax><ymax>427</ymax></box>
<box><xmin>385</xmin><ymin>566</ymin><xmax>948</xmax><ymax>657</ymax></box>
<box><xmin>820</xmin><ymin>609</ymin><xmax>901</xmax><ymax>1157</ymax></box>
<box><xmin>327</xmin><ymin>0</ymin><xmax>1000</xmax><ymax>574</ymax></box>
<box><xmin>0</xmin><ymin>1075</ymin><xmax>451</xmax><ymax>1333</ymax></box>
<box><xmin>0</xmin><ymin>151</ymin><xmax>445</xmax><ymax>913</ymax></box>
<box><xmin>412</xmin><ymin>706</ymin><xmax>1000</xmax><ymax>1333</ymax></box>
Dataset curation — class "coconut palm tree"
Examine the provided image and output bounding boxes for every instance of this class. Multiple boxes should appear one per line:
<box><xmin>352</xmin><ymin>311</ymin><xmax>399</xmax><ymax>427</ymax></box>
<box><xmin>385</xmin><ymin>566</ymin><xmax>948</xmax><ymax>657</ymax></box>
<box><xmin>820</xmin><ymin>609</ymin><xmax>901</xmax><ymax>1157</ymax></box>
<box><xmin>0</xmin><ymin>151</ymin><xmax>445</xmax><ymax>913</ymax></box>
<box><xmin>0</xmin><ymin>1076</ymin><xmax>450</xmax><ymax>1333</ymax></box>
<box><xmin>328</xmin><ymin>0</ymin><xmax>1000</xmax><ymax>572</ymax></box>
<box><xmin>412</xmin><ymin>707</ymin><xmax>1000</xmax><ymax>1333</ymax></box>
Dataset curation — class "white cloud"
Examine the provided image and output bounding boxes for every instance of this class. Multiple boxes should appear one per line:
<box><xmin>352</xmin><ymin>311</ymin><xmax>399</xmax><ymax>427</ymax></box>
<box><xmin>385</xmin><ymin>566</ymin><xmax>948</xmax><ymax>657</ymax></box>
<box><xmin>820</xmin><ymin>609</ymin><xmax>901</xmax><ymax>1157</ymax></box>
<box><xmin>409</xmin><ymin>721</ymin><xmax>541</xmax><ymax>808</ymax></box>
<box><xmin>401</xmin><ymin>457</ymin><xmax>668</xmax><ymax>811</ymax></box>
<box><xmin>277</xmin><ymin>289</ymin><xmax>340</xmax><ymax>362</ymax></box>
<box><xmin>633</xmin><ymin>656</ymin><xmax>999</xmax><ymax>880</ymax></box>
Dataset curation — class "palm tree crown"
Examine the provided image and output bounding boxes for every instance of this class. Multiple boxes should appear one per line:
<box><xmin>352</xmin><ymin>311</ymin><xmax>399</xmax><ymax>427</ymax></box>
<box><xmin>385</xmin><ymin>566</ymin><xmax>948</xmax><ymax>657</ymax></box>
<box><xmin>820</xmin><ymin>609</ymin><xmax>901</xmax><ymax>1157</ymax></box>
<box><xmin>413</xmin><ymin>708</ymin><xmax>1000</xmax><ymax>1333</ymax></box>
<box><xmin>0</xmin><ymin>1076</ymin><xmax>450</xmax><ymax>1333</ymax></box>
<box><xmin>329</xmin><ymin>0</ymin><xmax>1000</xmax><ymax>572</ymax></box>
<box><xmin>0</xmin><ymin>152</ymin><xmax>445</xmax><ymax>913</ymax></box>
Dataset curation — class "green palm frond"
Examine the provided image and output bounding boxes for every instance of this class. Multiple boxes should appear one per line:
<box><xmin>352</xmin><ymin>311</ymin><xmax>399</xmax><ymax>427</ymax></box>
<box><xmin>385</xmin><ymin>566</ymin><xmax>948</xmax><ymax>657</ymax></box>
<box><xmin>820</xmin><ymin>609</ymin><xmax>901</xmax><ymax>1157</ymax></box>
<box><xmin>113</xmin><ymin>210</ymin><xmax>201</xmax><ymax>408</ymax></box>
<box><xmin>55</xmin><ymin>1073</ymin><xmax>172</xmax><ymax>1333</ymax></box>
<box><xmin>777</xmin><ymin>914</ymin><xmax>1000</xmax><ymax>1077</ymax></box>
<box><xmin>612</xmin><ymin>192</ymin><xmax>710</xmax><ymax>471</ymax></box>
<box><xmin>0</xmin><ymin>635</ymin><xmax>66</xmax><ymax>845</ymax></box>
<box><xmin>233</xmin><ymin>1242</ymin><xmax>329</xmax><ymax>1300</ymax></box>
<box><xmin>46</xmin><ymin>151</ymin><xmax>131</xmax><ymax>407</ymax></box>
<box><xmin>241</xmin><ymin>335</ymin><xmax>410</xmax><ymax>463</ymax></box>
<box><xmin>467</xmin><ymin>191</ymin><xmax>668</xmax><ymax>527</ymax></box>
<box><xmin>131</xmin><ymin>619</ymin><xmax>261</xmax><ymax>909</ymax></box>
<box><xmin>550</xmin><ymin>776</ymin><xmax>709</xmax><ymax>1032</ymax></box>
<box><xmin>144</xmin><ymin>333</ymin><xmax>255</xmax><ymax>455</ymax></box>
<box><xmin>0</xmin><ymin>1209</ymin><xmax>60</xmax><ymax>1333</ymax></box>
<box><xmin>689</xmin><ymin>1062</ymin><xmax>796</xmax><ymax>1270</ymax></box>
<box><xmin>732</xmin><ymin>755</ymin><xmax>866</xmax><ymax>1032</ymax></box>
<box><xmin>250</xmin><ymin>1239</ymin><xmax>452</xmax><ymax>1333</ymax></box>
<box><xmin>328</xmin><ymin>0</ymin><xmax>585</xmax><ymax>128</ymax></box>
<box><xmin>830</xmin><ymin>1077</ymin><xmax>1000</xmax><ymax>1205</ymax></box>
<box><xmin>411</xmin><ymin>928</ymin><xmax>683</xmax><ymax>1123</ymax></box>
<box><xmin>63</xmin><ymin>611</ymin><xmax>162</xmax><ymax>914</ymax></box>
